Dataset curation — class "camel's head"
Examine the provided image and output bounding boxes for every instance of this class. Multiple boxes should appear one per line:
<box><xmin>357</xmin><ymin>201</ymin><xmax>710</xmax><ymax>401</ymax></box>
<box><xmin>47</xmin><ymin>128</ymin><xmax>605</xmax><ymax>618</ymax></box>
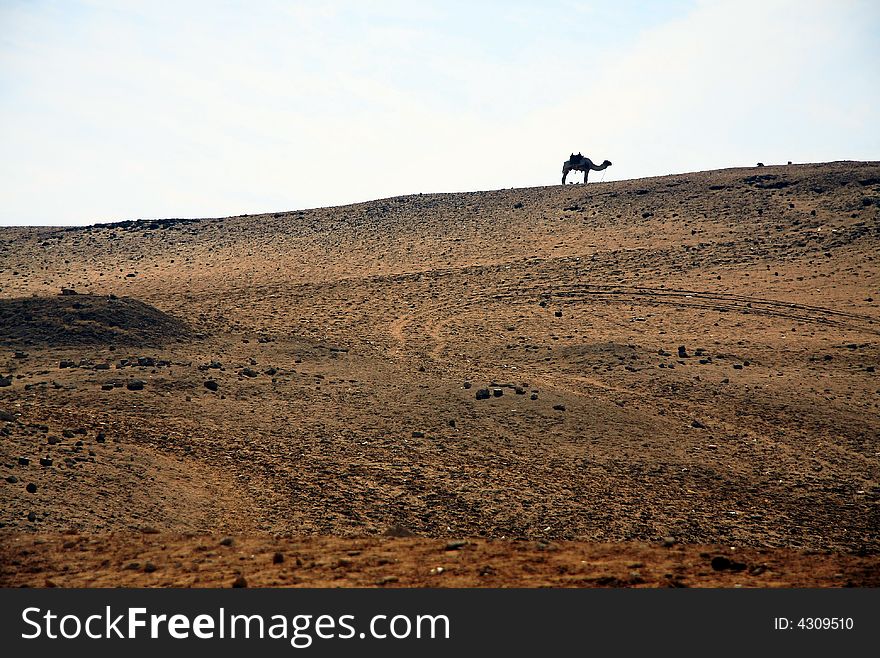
<box><xmin>602</xmin><ymin>160</ymin><xmax>612</xmax><ymax>167</ymax></box>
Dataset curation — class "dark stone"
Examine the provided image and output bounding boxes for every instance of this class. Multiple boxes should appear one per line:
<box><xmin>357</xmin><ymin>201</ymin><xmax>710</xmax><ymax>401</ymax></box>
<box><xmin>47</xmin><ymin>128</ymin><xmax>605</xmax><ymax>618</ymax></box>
<box><xmin>6</xmin><ymin>476</ymin><xmax>18</xmax><ymax>483</ymax></box>
<box><xmin>691</xmin><ymin>420</ymin><xmax>706</xmax><ymax>429</ymax></box>
<box><xmin>0</xmin><ymin>376</ymin><xmax>11</xmax><ymax>387</ymax></box>
<box><xmin>62</xmin><ymin>429</ymin><xmax>75</xmax><ymax>438</ymax></box>
<box><xmin>26</xmin><ymin>482</ymin><xmax>37</xmax><ymax>494</ymax></box>
<box><xmin>39</xmin><ymin>457</ymin><xmax>53</xmax><ymax>467</ymax></box>
<box><xmin>711</xmin><ymin>556</ymin><xmax>731</xmax><ymax>570</ymax></box>
<box><xmin>231</xmin><ymin>575</ymin><xmax>248</xmax><ymax>588</ymax></box>
<box><xmin>530</xmin><ymin>393</ymin><xmax>538</xmax><ymax>400</ymax></box>
<box><xmin>0</xmin><ymin>409</ymin><xmax>15</xmax><ymax>422</ymax></box>
<box><xmin>219</xmin><ymin>537</ymin><xmax>234</xmax><ymax>546</ymax></box>
<box><xmin>241</xmin><ymin>368</ymin><xmax>259</xmax><ymax>378</ymax></box>
<box><xmin>445</xmin><ymin>541</ymin><xmax>467</xmax><ymax>551</ymax></box>
<box><xmin>554</xmin><ymin>310</ymin><xmax>563</xmax><ymax>317</ymax></box>
<box><xmin>272</xmin><ymin>552</ymin><xmax>285</xmax><ymax>564</ymax></box>
<box><xmin>204</xmin><ymin>380</ymin><xmax>219</xmax><ymax>391</ymax></box>
<box><xmin>733</xmin><ymin>364</ymin><xmax>743</xmax><ymax>370</ymax></box>
<box><xmin>96</xmin><ymin>433</ymin><xmax>106</xmax><ymax>443</ymax></box>
<box><xmin>448</xmin><ymin>419</ymin><xmax>456</xmax><ymax>428</ymax></box>
<box><xmin>137</xmin><ymin>357</ymin><xmax>156</xmax><ymax>367</ymax></box>
<box><xmin>411</xmin><ymin>430</ymin><xmax>425</xmax><ymax>438</ymax></box>
<box><xmin>475</xmin><ymin>388</ymin><xmax>491</xmax><ymax>400</ymax></box>
<box><xmin>18</xmin><ymin>457</ymin><xmax>30</xmax><ymax>466</ymax></box>
<box><xmin>126</xmin><ymin>379</ymin><xmax>145</xmax><ymax>391</ymax></box>
<box><xmin>27</xmin><ymin>511</ymin><xmax>37</xmax><ymax>522</ymax></box>
<box><xmin>383</xmin><ymin>524</ymin><xmax>415</xmax><ymax>538</ymax></box>
<box><xmin>143</xmin><ymin>562</ymin><xmax>157</xmax><ymax>573</ymax></box>
<box><xmin>492</xmin><ymin>388</ymin><xmax>504</xmax><ymax>397</ymax></box>
<box><xmin>553</xmin><ymin>404</ymin><xmax>566</xmax><ymax>411</ymax></box>
<box><xmin>677</xmin><ymin>346</ymin><xmax>689</xmax><ymax>358</ymax></box>
<box><xmin>463</xmin><ymin>381</ymin><xmax>472</xmax><ymax>389</ymax></box>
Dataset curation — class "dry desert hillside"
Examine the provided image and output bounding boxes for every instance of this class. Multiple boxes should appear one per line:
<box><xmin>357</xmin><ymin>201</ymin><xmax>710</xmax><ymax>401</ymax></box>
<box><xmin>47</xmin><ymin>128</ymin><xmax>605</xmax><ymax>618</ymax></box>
<box><xmin>1</xmin><ymin>161</ymin><xmax>878</xmax><ymax>587</ymax></box>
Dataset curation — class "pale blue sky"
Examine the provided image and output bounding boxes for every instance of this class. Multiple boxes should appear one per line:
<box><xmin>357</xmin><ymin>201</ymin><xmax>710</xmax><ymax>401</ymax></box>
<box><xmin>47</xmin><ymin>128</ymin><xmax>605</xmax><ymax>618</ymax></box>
<box><xmin>1</xmin><ymin>0</ymin><xmax>878</xmax><ymax>225</ymax></box>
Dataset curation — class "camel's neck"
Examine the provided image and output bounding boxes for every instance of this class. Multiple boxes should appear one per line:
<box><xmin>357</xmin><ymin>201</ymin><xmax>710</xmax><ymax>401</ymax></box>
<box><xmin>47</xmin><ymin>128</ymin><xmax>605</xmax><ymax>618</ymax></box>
<box><xmin>588</xmin><ymin>160</ymin><xmax>608</xmax><ymax>171</ymax></box>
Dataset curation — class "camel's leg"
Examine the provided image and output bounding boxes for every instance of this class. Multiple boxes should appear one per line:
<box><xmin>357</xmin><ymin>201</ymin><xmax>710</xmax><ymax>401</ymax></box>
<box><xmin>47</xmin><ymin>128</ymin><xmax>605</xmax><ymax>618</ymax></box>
<box><xmin>562</xmin><ymin>166</ymin><xmax>569</xmax><ymax>185</ymax></box>
<box><xmin>583</xmin><ymin>169</ymin><xmax>589</xmax><ymax>184</ymax></box>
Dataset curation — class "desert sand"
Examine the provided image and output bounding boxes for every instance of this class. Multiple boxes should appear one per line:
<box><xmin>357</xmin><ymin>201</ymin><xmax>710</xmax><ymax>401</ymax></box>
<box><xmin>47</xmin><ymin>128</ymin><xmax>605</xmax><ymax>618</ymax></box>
<box><xmin>1</xmin><ymin>161</ymin><xmax>878</xmax><ymax>587</ymax></box>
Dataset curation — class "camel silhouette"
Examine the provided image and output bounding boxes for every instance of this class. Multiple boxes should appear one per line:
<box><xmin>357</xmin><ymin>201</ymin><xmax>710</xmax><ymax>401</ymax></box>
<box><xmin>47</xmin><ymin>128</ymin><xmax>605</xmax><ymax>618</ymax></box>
<box><xmin>562</xmin><ymin>153</ymin><xmax>612</xmax><ymax>184</ymax></box>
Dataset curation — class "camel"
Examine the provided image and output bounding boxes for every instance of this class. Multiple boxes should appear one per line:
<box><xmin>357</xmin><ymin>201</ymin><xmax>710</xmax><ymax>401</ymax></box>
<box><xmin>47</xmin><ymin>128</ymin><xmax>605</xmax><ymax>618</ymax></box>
<box><xmin>562</xmin><ymin>153</ymin><xmax>612</xmax><ymax>184</ymax></box>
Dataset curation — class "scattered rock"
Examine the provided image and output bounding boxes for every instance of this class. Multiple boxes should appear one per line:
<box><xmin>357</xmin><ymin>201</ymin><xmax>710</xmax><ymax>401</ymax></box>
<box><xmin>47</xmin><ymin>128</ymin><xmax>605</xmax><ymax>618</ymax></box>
<box><xmin>231</xmin><ymin>575</ymin><xmax>248</xmax><ymax>588</ymax></box>
<box><xmin>219</xmin><ymin>537</ymin><xmax>234</xmax><ymax>546</ymax></box>
<box><xmin>39</xmin><ymin>457</ymin><xmax>53</xmax><ymax>467</ymax></box>
<box><xmin>204</xmin><ymin>380</ymin><xmax>219</xmax><ymax>391</ymax></box>
<box><xmin>411</xmin><ymin>430</ymin><xmax>425</xmax><ymax>438</ymax></box>
<box><xmin>691</xmin><ymin>420</ymin><xmax>707</xmax><ymax>429</ymax></box>
<box><xmin>27</xmin><ymin>511</ymin><xmax>37</xmax><ymax>522</ymax></box>
<box><xmin>272</xmin><ymin>552</ymin><xmax>285</xmax><ymax>564</ymax></box>
<box><xmin>445</xmin><ymin>541</ymin><xmax>467</xmax><ymax>551</ymax></box>
<box><xmin>383</xmin><ymin>524</ymin><xmax>415</xmax><ymax>538</ymax></box>
<box><xmin>678</xmin><ymin>346</ymin><xmax>689</xmax><ymax>358</ymax></box>
<box><xmin>491</xmin><ymin>388</ymin><xmax>504</xmax><ymax>398</ymax></box>
<box><xmin>241</xmin><ymin>368</ymin><xmax>259</xmax><ymax>378</ymax></box>
<box><xmin>554</xmin><ymin>310</ymin><xmax>563</xmax><ymax>317</ymax></box>
<box><xmin>475</xmin><ymin>388</ymin><xmax>491</xmax><ymax>400</ymax></box>
<box><xmin>553</xmin><ymin>404</ymin><xmax>566</xmax><ymax>411</ymax></box>
<box><xmin>711</xmin><ymin>555</ymin><xmax>747</xmax><ymax>572</ymax></box>
<box><xmin>143</xmin><ymin>562</ymin><xmax>157</xmax><ymax>573</ymax></box>
<box><xmin>126</xmin><ymin>379</ymin><xmax>145</xmax><ymax>391</ymax></box>
<box><xmin>26</xmin><ymin>482</ymin><xmax>37</xmax><ymax>494</ymax></box>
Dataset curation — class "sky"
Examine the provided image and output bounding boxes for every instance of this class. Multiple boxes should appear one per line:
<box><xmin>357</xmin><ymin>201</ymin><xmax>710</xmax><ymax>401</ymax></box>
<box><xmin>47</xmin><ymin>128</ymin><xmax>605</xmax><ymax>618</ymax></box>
<box><xmin>1</xmin><ymin>0</ymin><xmax>878</xmax><ymax>226</ymax></box>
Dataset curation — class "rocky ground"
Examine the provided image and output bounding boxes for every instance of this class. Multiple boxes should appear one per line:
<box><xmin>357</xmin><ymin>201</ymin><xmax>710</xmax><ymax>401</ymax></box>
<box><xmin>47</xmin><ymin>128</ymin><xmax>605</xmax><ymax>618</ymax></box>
<box><xmin>1</xmin><ymin>161</ymin><xmax>878</xmax><ymax>587</ymax></box>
